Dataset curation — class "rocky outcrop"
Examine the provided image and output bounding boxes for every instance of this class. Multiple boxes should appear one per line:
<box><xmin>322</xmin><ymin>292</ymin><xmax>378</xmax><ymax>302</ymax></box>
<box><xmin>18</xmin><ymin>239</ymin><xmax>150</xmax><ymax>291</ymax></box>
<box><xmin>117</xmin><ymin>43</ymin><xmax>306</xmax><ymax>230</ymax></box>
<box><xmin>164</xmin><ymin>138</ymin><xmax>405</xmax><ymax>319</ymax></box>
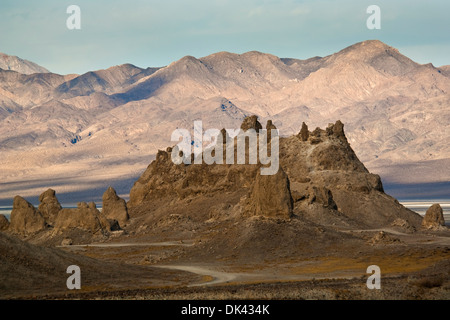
<box><xmin>102</xmin><ymin>186</ymin><xmax>129</xmax><ymax>226</ymax></box>
<box><xmin>244</xmin><ymin>167</ymin><xmax>293</xmax><ymax>219</ymax></box>
<box><xmin>266</xmin><ymin>120</ymin><xmax>277</xmax><ymax>131</ymax></box>
<box><xmin>240</xmin><ymin>115</ymin><xmax>262</xmax><ymax>132</ymax></box>
<box><xmin>369</xmin><ymin>231</ymin><xmax>400</xmax><ymax>245</ymax></box>
<box><xmin>129</xmin><ymin>116</ymin><xmax>422</xmax><ymax>229</ymax></box>
<box><xmin>422</xmin><ymin>204</ymin><xmax>446</xmax><ymax>230</ymax></box>
<box><xmin>38</xmin><ymin>188</ymin><xmax>62</xmax><ymax>225</ymax></box>
<box><xmin>54</xmin><ymin>202</ymin><xmax>110</xmax><ymax>235</ymax></box>
<box><xmin>266</xmin><ymin>120</ymin><xmax>277</xmax><ymax>141</ymax></box>
<box><xmin>0</xmin><ymin>214</ymin><xmax>9</xmax><ymax>231</ymax></box>
<box><xmin>298</xmin><ymin>122</ymin><xmax>309</xmax><ymax>141</ymax></box>
<box><xmin>9</xmin><ymin>196</ymin><xmax>47</xmax><ymax>235</ymax></box>
<box><xmin>308</xmin><ymin>186</ymin><xmax>337</xmax><ymax>209</ymax></box>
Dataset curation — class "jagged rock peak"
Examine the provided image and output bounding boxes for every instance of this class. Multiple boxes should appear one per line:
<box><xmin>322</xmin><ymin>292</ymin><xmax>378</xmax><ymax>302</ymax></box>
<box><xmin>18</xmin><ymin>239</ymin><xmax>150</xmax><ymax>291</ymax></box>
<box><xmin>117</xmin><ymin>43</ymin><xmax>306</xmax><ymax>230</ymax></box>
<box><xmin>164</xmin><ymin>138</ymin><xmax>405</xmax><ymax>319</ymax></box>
<box><xmin>266</xmin><ymin>120</ymin><xmax>277</xmax><ymax>130</ymax></box>
<box><xmin>298</xmin><ymin>122</ymin><xmax>309</xmax><ymax>141</ymax></box>
<box><xmin>240</xmin><ymin>115</ymin><xmax>262</xmax><ymax>132</ymax></box>
<box><xmin>326</xmin><ymin>120</ymin><xmax>346</xmax><ymax>140</ymax></box>
<box><xmin>0</xmin><ymin>214</ymin><xmax>9</xmax><ymax>231</ymax></box>
<box><xmin>38</xmin><ymin>188</ymin><xmax>62</xmax><ymax>225</ymax></box>
<box><xmin>102</xmin><ymin>186</ymin><xmax>129</xmax><ymax>226</ymax></box>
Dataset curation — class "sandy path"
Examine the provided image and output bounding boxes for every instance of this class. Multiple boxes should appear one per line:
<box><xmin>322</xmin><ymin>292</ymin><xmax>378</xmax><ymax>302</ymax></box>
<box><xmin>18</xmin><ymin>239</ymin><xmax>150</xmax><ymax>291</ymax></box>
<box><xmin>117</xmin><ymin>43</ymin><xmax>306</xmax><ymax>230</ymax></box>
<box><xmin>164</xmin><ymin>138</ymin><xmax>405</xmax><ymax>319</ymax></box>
<box><xmin>155</xmin><ymin>265</ymin><xmax>250</xmax><ymax>287</ymax></box>
<box><xmin>57</xmin><ymin>241</ymin><xmax>195</xmax><ymax>248</ymax></box>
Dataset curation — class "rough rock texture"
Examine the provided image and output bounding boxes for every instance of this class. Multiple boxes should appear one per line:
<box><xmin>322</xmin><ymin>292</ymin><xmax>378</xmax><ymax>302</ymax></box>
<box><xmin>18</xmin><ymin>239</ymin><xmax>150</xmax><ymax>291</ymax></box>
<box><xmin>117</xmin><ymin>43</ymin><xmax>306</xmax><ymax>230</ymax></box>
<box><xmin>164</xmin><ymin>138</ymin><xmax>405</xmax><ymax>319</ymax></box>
<box><xmin>0</xmin><ymin>214</ymin><xmax>9</xmax><ymax>231</ymax></box>
<box><xmin>298</xmin><ymin>122</ymin><xmax>309</xmax><ymax>141</ymax></box>
<box><xmin>9</xmin><ymin>196</ymin><xmax>46</xmax><ymax>236</ymax></box>
<box><xmin>308</xmin><ymin>186</ymin><xmax>337</xmax><ymax>209</ymax></box>
<box><xmin>129</xmin><ymin>147</ymin><xmax>259</xmax><ymax>207</ymax></box>
<box><xmin>38</xmin><ymin>188</ymin><xmax>62</xmax><ymax>225</ymax></box>
<box><xmin>240</xmin><ymin>115</ymin><xmax>262</xmax><ymax>132</ymax></box>
<box><xmin>266</xmin><ymin>120</ymin><xmax>277</xmax><ymax>131</ymax></box>
<box><xmin>129</xmin><ymin>117</ymin><xmax>423</xmax><ymax>229</ymax></box>
<box><xmin>102</xmin><ymin>186</ymin><xmax>129</xmax><ymax>226</ymax></box>
<box><xmin>244</xmin><ymin>167</ymin><xmax>293</xmax><ymax>219</ymax></box>
<box><xmin>422</xmin><ymin>204</ymin><xmax>446</xmax><ymax>229</ymax></box>
<box><xmin>61</xmin><ymin>237</ymin><xmax>73</xmax><ymax>246</ymax></box>
<box><xmin>54</xmin><ymin>202</ymin><xmax>110</xmax><ymax>235</ymax></box>
<box><xmin>369</xmin><ymin>231</ymin><xmax>400</xmax><ymax>245</ymax></box>
<box><xmin>3</xmin><ymin>40</ymin><xmax>450</xmax><ymax>207</ymax></box>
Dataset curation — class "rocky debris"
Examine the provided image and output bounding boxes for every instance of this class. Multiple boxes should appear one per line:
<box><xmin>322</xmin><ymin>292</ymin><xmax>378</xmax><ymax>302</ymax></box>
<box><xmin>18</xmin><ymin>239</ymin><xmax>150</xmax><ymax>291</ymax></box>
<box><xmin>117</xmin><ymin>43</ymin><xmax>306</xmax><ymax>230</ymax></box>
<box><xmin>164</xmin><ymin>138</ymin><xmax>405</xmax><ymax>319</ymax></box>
<box><xmin>61</xmin><ymin>237</ymin><xmax>73</xmax><ymax>246</ymax></box>
<box><xmin>391</xmin><ymin>218</ymin><xmax>416</xmax><ymax>233</ymax></box>
<box><xmin>240</xmin><ymin>115</ymin><xmax>262</xmax><ymax>132</ymax></box>
<box><xmin>208</xmin><ymin>203</ymin><xmax>233</xmax><ymax>221</ymax></box>
<box><xmin>102</xmin><ymin>186</ymin><xmax>129</xmax><ymax>226</ymax></box>
<box><xmin>308</xmin><ymin>186</ymin><xmax>337</xmax><ymax>209</ymax></box>
<box><xmin>369</xmin><ymin>231</ymin><xmax>400</xmax><ymax>245</ymax></box>
<box><xmin>54</xmin><ymin>202</ymin><xmax>110</xmax><ymax>235</ymax></box>
<box><xmin>0</xmin><ymin>214</ymin><xmax>9</xmax><ymax>231</ymax></box>
<box><xmin>298</xmin><ymin>122</ymin><xmax>309</xmax><ymax>141</ymax></box>
<box><xmin>244</xmin><ymin>167</ymin><xmax>293</xmax><ymax>219</ymax></box>
<box><xmin>38</xmin><ymin>188</ymin><xmax>62</xmax><ymax>225</ymax></box>
<box><xmin>422</xmin><ymin>204</ymin><xmax>446</xmax><ymax>230</ymax></box>
<box><xmin>9</xmin><ymin>196</ymin><xmax>47</xmax><ymax>236</ymax></box>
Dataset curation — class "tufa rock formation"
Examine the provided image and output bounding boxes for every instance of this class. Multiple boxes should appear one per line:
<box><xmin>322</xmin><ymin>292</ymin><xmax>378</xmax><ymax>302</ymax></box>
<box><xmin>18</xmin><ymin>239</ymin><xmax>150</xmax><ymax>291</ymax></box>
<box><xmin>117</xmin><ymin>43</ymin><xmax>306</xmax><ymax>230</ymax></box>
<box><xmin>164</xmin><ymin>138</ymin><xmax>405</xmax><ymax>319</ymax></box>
<box><xmin>9</xmin><ymin>196</ymin><xmax>47</xmax><ymax>236</ymax></box>
<box><xmin>54</xmin><ymin>202</ymin><xmax>110</xmax><ymax>235</ymax></box>
<box><xmin>38</xmin><ymin>188</ymin><xmax>62</xmax><ymax>225</ymax></box>
<box><xmin>308</xmin><ymin>186</ymin><xmax>337</xmax><ymax>209</ymax></box>
<box><xmin>240</xmin><ymin>115</ymin><xmax>262</xmax><ymax>132</ymax></box>
<box><xmin>244</xmin><ymin>167</ymin><xmax>293</xmax><ymax>219</ymax></box>
<box><xmin>298</xmin><ymin>122</ymin><xmax>309</xmax><ymax>141</ymax></box>
<box><xmin>0</xmin><ymin>214</ymin><xmax>9</xmax><ymax>231</ymax></box>
<box><xmin>102</xmin><ymin>186</ymin><xmax>129</xmax><ymax>226</ymax></box>
<box><xmin>369</xmin><ymin>231</ymin><xmax>400</xmax><ymax>245</ymax></box>
<box><xmin>129</xmin><ymin>116</ymin><xmax>422</xmax><ymax>229</ymax></box>
<box><xmin>422</xmin><ymin>204</ymin><xmax>446</xmax><ymax>230</ymax></box>
<box><xmin>5</xmin><ymin>188</ymin><xmax>119</xmax><ymax>241</ymax></box>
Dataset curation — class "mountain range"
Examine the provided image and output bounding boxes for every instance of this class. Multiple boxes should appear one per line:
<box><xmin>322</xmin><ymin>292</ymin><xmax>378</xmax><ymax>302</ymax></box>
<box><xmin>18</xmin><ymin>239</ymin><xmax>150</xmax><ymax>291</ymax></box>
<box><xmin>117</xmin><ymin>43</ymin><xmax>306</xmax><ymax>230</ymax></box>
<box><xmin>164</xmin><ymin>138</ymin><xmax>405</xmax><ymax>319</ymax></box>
<box><xmin>0</xmin><ymin>40</ymin><xmax>449</xmax><ymax>204</ymax></box>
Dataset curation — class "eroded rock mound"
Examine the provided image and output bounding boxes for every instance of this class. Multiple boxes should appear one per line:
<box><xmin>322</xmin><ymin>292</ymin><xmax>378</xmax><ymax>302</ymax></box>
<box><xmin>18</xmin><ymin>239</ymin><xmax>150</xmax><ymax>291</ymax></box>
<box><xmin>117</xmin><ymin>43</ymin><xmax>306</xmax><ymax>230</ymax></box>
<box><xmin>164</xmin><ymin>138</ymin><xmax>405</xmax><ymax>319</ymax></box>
<box><xmin>244</xmin><ymin>167</ymin><xmax>293</xmax><ymax>219</ymax></box>
<box><xmin>0</xmin><ymin>214</ymin><xmax>9</xmax><ymax>231</ymax></box>
<box><xmin>54</xmin><ymin>202</ymin><xmax>110</xmax><ymax>235</ymax></box>
<box><xmin>369</xmin><ymin>231</ymin><xmax>400</xmax><ymax>245</ymax></box>
<box><xmin>102</xmin><ymin>186</ymin><xmax>129</xmax><ymax>226</ymax></box>
<box><xmin>38</xmin><ymin>188</ymin><xmax>62</xmax><ymax>225</ymax></box>
<box><xmin>128</xmin><ymin>116</ymin><xmax>423</xmax><ymax>230</ymax></box>
<box><xmin>422</xmin><ymin>204</ymin><xmax>446</xmax><ymax>230</ymax></box>
<box><xmin>240</xmin><ymin>115</ymin><xmax>262</xmax><ymax>132</ymax></box>
<box><xmin>9</xmin><ymin>196</ymin><xmax>46</xmax><ymax>236</ymax></box>
<box><xmin>308</xmin><ymin>186</ymin><xmax>337</xmax><ymax>209</ymax></box>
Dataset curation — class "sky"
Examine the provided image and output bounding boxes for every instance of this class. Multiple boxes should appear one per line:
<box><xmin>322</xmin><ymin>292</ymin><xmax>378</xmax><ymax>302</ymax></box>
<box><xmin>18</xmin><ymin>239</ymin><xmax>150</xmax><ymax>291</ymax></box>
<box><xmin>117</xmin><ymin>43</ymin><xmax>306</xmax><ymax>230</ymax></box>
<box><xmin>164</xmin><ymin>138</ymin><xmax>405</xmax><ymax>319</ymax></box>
<box><xmin>1</xmin><ymin>0</ymin><xmax>449</xmax><ymax>75</ymax></box>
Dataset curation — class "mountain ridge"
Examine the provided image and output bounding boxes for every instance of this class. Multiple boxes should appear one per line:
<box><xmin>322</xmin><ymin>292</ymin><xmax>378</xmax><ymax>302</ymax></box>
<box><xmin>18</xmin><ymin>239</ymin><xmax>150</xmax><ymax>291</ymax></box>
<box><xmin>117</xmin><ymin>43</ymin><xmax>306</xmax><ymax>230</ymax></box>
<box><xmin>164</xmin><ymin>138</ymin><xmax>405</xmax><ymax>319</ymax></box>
<box><xmin>0</xmin><ymin>52</ymin><xmax>50</xmax><ymax>75</ymax></box>
<box><xmin>0</xmin><ymin>40</ymin><xmax>449</xmax><ymax>203</ymax></box>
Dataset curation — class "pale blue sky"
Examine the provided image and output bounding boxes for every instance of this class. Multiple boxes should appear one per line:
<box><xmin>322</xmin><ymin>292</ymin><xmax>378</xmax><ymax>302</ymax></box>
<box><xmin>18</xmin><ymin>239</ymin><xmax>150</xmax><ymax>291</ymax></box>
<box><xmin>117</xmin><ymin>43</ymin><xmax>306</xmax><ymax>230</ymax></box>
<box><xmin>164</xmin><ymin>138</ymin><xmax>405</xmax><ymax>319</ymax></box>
<box><xmin>1</xmin><ymin>0</ymin><xmax>449</xmax><ymax>74</ymax></box>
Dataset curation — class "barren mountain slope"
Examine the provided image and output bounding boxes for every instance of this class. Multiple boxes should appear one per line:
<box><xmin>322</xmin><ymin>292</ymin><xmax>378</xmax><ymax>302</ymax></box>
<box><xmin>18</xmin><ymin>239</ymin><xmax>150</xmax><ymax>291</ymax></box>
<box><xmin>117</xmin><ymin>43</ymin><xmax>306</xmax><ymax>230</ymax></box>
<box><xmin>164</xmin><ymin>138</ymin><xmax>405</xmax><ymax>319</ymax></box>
<box><xmin>0</xmin><ymin>52</ymin><xmax>50</xmax><ymax>75</ymax></box>
<box><xmin>0</xmin><ymin>231</ymin><xmax>200</xmax><ymax>299</ymax></box>
<box><xmin>0</xmin><ymin>40</ymin><xmax>449</xmax><ymax>203</ymax></box>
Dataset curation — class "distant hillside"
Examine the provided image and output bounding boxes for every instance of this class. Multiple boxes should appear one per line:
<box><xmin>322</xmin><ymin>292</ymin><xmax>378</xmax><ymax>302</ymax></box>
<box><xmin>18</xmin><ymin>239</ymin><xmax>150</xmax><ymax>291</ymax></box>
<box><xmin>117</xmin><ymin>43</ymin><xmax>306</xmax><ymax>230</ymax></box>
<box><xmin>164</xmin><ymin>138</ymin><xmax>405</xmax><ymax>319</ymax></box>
<box><xmin>0</xmin><ymin>40</ymin><xmax>449</xmax><ymax>203</ymax></box>
<box><xmin>0</xmin><ymin>52</ymin><xmax>50</xmax><ymax>74</ymax></box>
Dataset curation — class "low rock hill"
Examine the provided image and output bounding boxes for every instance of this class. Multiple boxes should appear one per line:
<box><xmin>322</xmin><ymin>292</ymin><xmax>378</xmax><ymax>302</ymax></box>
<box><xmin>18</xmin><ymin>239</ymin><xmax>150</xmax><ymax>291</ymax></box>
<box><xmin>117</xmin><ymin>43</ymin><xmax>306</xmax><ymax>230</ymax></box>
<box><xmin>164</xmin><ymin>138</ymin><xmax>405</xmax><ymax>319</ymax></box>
<box><xmin>128</xmin><ymin>116</ymin><xmax>422</xmax><ymax>230</ymax></box>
